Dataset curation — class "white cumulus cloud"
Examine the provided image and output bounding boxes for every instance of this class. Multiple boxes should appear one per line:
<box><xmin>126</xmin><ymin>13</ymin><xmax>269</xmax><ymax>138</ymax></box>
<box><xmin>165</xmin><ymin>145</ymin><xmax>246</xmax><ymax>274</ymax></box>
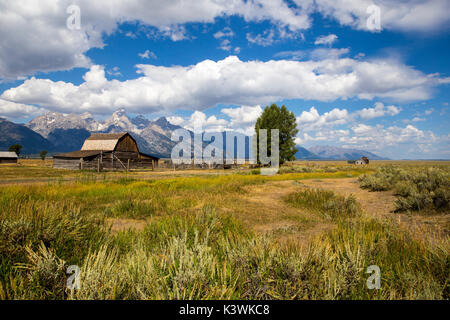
<box><xmin>1</xmin><ymin>0</ymin><xmax>448</xmax><ymax>79</ymax></box>
<box><xmin>356</xmin><ymin>102</ymin><xmax>400</xmax><ymax>120</ymax></box>
<box><xmin>0</xmin><ymin>0</ymin><xmax>312</xmax><ymax>79</ymax></box>
<box><xmin>0</xmin><ymin>99</ymin><xmax>44</xmax><ymax>120</ymax></box>
<box><xmin>314</xmin><ymin>34</ymin><xmax>338</xmax><ymax>46</ymax></box>
<box><xmin>138</xmin><ymin>50</ymin><xmax>157</xmax><ymax>59</ymax></box>
<box><xmin>312</xmin><ymin>0</ymin><xmax>450</xmax><ymax>32</ymax></box>
<box><xmin>2</xmin><ymin>56</ymin><xmax>446</xmax><ymax>117</ymax></box>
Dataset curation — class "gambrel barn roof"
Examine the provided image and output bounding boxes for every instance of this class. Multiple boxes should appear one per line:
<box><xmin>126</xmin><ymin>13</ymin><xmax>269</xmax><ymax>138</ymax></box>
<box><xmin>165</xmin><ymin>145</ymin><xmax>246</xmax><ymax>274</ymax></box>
<box><xmin>81</xmin><ymin>133</ymin><xmax>129</xmax><ymax>151</ymax></box>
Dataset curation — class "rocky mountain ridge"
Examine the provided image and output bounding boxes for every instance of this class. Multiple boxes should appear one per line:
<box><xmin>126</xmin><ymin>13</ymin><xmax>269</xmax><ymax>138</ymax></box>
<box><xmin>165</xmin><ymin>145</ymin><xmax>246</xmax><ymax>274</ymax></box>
<box><xmin>307</xmin><ymin>145</ymin><xmax>386</xmax><ymax>160</ymax></box>
<box><xmin>1</xmin><ymin>110</ymin><xmax>386</xmax><ymax>160</ymax></box>
<box><xmin>24</xmin><ymin>109</ymin><xmax>180</xmax><ymax>157</ymax></box>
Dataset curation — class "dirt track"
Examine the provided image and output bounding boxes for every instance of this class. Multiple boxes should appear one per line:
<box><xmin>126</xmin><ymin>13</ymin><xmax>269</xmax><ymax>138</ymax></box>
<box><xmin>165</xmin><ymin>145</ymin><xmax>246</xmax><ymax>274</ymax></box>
<box><xmin>98</xmin><ymin>177</ymin><xmax>450</xmax><ymax>240</ymax></box>
<box><xmin>298</xmin><ymin>178</ymin><xmax>449</xmax><ymax>239</ymax></box>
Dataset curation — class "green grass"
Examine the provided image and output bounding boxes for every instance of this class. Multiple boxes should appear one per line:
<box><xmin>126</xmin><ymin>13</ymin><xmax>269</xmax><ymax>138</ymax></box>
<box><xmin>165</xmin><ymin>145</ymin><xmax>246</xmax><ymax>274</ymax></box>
<box><xmin>285</xmin><ymin>188</ymin><xmax>362</xmax><ymax>221</ymax></box>
<box><xmin>278</xmin><ymin>164</ymin><xmax>343</xmax><ymax>174</ymax></box>
<box><xmin>0</xmin><ymin>165</ymin><xmax>74</xmax><ymax>180</ymax></box>
<box><xmin>0</xmin><ymin>165</ymin><xmax>448</xmax><ymax>300</ymax></box>
<box><xmin>2</xmin><ymin>204</ymin><xmax>447</xmax><ymax>300</ymax></box>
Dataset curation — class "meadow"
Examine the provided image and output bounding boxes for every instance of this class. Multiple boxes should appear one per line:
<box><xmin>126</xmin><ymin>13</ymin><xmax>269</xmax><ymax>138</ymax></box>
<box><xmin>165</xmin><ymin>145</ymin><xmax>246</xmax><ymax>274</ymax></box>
<box><xmin>0</xmin><ymin>160</ymin><xmax>448</xmax><ymax>299</ymax></box>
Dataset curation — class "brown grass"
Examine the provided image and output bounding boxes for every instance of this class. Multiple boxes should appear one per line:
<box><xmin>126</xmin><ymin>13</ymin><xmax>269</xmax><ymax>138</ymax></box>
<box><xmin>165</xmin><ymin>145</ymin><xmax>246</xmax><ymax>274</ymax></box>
<box><xmin>1</xmin><ymin>161</ymin><xmax>448</xmax><ymax>300</ymax></box>
<box><xmin>301</xmin><ymin>178</ymin><xmax>449</xmax><ymax>239</ymax></box>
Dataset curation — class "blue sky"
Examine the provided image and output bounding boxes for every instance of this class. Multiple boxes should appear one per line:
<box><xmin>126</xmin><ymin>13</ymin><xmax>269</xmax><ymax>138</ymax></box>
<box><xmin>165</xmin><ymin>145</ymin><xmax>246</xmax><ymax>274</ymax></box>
<box><xmin>0</xmin><ymin>0</ymin><xmax>449</xmax><ymax>159</ymax></box>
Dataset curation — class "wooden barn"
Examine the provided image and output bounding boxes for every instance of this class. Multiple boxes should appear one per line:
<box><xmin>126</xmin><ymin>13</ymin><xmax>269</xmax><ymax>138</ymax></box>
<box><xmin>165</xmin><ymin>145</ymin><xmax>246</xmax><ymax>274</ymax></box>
<box><xmin>53</xmin><ymin>132</ymin><xmax>159</xmax><ymax>171</ymax></box>
<box><xmin>0</xmin><ymin>151</ymin><xmax>18</xmax><ymax>164</ymax></box>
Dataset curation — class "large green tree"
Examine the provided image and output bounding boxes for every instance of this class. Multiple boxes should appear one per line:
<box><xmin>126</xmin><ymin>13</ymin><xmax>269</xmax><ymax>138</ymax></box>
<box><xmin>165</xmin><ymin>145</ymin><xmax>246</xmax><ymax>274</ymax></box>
<box><xmin>255</xmin><ymin>104</ymin><xmax>298</xmax><ymax>164</ymax></box>
<box><xmin>40</xmin><ymin>150</ymin><xmax>48</xmax><ymax>160</ymax></box>
<box><xmin>8</xmin><ymin>144</ymin><xmax>22</xmax><ymax>156</ymax></box>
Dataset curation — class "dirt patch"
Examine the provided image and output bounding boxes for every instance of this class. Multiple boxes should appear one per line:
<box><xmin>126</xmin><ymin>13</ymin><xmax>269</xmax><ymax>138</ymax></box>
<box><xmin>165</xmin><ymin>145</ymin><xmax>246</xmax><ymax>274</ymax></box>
<box><xmin>234</xmin><ymin>180</ymin><xmax>334</xmax><ymax>243</ymax></box>
<box><xmin>106</xmin><ymin>218</ymin><xmax>148</xmax><ymax>232</ymax></box>
<box><xmin>238</xmin><ymin>178</ymin><xmax>448</xmax><ymax>243</ymax></box>
<box><xmin>299</xmin><ymin>178</ymin><xmax>449</xmax><ymax>238</ymax></box>
<box><xmin>67</xmin><ymin>176</ymin><xmax>450</xmax><ymax>240</ymax></box>
<box><xmin>299</xmin><ymin>178</ymin><xmax>396</xmax><ymax>217</ymax></box>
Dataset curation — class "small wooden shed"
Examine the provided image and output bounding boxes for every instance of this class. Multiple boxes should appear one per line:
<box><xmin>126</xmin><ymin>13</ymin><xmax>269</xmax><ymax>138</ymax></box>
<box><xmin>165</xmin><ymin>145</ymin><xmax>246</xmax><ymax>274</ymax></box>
<box><xmin>0</xmin><ymin>151</ymin><xmax>18</xmax><ymax>164</ymax></box>
<box><xmin>361</xmin><ymin>156</ymin><xmax>369</xmax><ymax>164</ymax></box>
<box><xmin>354</xmin><ymin>157</ymin><xmax>369</xmax><ymax>165</ymax></box>
<box><xmin>53</xmin><ymin>132</ymin><xmax>159</xmax><ymax>170</ymax></box>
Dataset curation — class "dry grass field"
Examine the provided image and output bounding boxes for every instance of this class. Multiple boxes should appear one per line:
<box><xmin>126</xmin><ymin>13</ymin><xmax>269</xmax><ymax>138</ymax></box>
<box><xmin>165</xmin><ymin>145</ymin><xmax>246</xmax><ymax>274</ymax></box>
<box><xmin>0</xmin><ymin>160</ymin><xmax>448</xmax><ymax>299</ymax></box>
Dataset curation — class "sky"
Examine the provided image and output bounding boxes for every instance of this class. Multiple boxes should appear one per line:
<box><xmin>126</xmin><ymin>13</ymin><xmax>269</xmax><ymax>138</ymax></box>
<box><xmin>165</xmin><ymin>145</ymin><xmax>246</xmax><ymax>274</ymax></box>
<box><xmin>0</xmin><ymin>0</ymin><xmax>449</xmax><ymax>159</ymax></box>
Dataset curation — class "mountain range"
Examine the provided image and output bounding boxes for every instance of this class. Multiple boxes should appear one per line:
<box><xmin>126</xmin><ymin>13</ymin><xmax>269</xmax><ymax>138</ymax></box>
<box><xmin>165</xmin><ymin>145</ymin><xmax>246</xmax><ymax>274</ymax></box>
<box><xmin>0</xmin><ymin>109</ymin><xmax>386</xmax><ymax>160</ymax></box>
<box><xmin>306</xmin><ymin>145</ymin><xmax>386</xmax><ymax>160</ymax></box>
<box><xmin>22</xmin><ymin>109</ymin><xmax>179</xmax><ymax>157</ymax></box>
<box><xmin>0</xmin><ymin>117</ymin><xmax>51</xmax><ymax>154</ymax></box>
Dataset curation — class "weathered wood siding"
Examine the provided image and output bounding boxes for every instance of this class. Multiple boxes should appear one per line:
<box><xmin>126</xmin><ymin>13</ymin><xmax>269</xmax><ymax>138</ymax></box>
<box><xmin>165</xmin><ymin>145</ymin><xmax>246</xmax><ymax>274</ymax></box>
<box><xmin>54</xmin><ymin>153</ymin><xmax>154</xmax><ymax>170</ymax></box>
<box><xmin>53</xmin><ymin>158</ymin><xmax>83</xmax><ymax>170</ymax></box>
<box><xmin>115</xmin><ymin>135</ymin><xmax>139</xmax><ymax>153</ymax></box>
<box><xmin>0</xmin><ymin>158</ymin><xmax>18</xmax><ymax>164</ymax></box>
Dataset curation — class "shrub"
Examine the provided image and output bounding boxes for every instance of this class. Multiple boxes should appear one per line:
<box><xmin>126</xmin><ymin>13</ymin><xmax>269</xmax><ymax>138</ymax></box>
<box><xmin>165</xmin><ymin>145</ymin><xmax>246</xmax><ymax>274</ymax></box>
<box><xmin>285</xmin><ymin>189</ymin><xmax>362</xmax><ymax>220</ymax></box>
<box><xmin>359</xmin><ymin>166</ymin><xmax>450</xmax><ymax>213</ymax></box>
<box><xmin>278</xmin><ymin>165</ymin><xmax>316</xmax><ymax>174</ymax></box>
<box><xmin>358</xmin><ymin>166</ymin><xmax>405</xmax><ymax>191</ymax></box>
<box><xmin>394</xmin><ymin>181</ymin><xmax>417</xmax><ymax>197</ymax></box>
<box><xmin>16</xmin><ymin>243</ymin><xmax>67</xmax><ymax>299</ymax></box>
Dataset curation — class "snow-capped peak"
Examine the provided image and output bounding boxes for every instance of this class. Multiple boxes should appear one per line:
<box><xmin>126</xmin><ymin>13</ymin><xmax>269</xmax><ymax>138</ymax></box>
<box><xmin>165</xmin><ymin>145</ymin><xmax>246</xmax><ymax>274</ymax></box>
<box><xmin>26</xmin><ymin>111</ymin><xmax>102</xmax><ymax>137</ymax></box>
<box><xmin>102</xmin><ymin>108</ymin><xmax>137</xmax><ymax>133</ymax></box>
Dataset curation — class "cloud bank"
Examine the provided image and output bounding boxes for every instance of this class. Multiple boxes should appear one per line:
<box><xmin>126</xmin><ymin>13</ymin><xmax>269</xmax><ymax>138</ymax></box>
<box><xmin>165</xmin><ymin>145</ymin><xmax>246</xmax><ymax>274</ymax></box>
<box><xmin>2</xmin><ymin>56</ymin><xmax>446</xmax><ymax>118</ymax></box>
<box><xmin>1</xmin><ymin>0</ymin><xmax>449</xmax><ymax>79</ymax></box>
